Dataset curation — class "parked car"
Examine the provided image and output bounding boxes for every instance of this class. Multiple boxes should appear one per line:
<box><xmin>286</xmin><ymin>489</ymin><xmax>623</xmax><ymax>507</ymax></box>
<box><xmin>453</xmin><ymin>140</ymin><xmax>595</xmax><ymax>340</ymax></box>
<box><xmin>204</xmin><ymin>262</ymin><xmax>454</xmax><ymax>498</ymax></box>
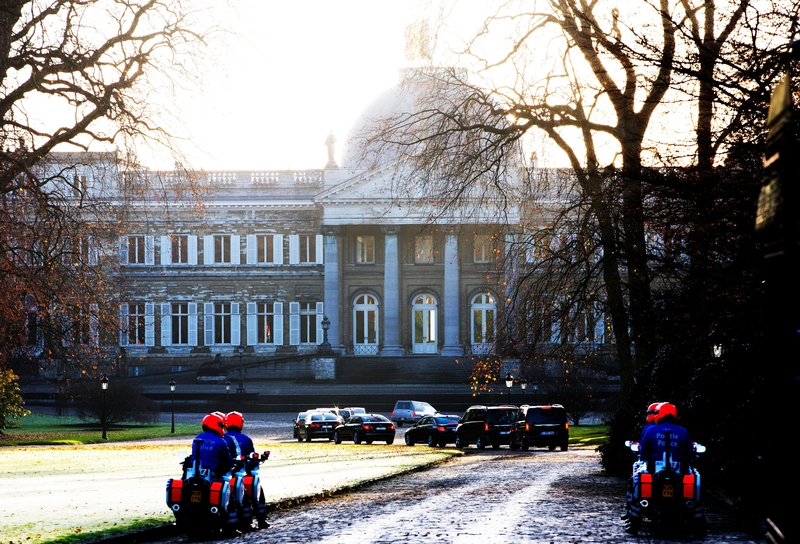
<box><xmin>455</xmin><ymin>405</ymin><xmax>521</xmax><ymax>450</ymax></box>
<box><xmin>339</xmin><ymin>407</ymin><xmax>366</xmax><ymax>420</ymax></box>
<box><xmin>314</xmin><ymin>407</ymin><xmax>346</xmax><ymax>424</ymax></box>
<box><xmin>298</xmin><ymin>412</ymin><xmax>341</xmax><ymax>442</ymax></box>
<box><xmin>517</xmin><ymin>404</ymin><xmax>569</xmax><ymax>451</ymax></box>
<box><xmin>334</xmin><ymin>414</ymin><xmax>396</xmax><ymax>445</ymax></box>
<box><xmin>293</xmin><ymin>410</ymin><xmax>319</xmax><ymax>439</ymax></box>
<box><xmin>404</xmin><ymin>413</ymin><xmax>461</xmax><ymax>447</ymax></box>
<box><xmin>391</xmin><ymin>400</ymin><xmax>436</xmax><ymax>427</ymax></box>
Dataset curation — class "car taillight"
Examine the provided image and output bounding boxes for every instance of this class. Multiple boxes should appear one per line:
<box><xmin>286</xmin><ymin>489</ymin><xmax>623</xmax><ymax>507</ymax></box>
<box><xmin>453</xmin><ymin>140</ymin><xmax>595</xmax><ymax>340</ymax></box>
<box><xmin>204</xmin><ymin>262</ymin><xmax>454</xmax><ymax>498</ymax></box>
<box><xmin>309</xmin><ymin>423</ymin><xmax>321</xmax><ymax>429</ymax></box>
<box><xmin>389</xmin><ymin>425</ymin><xmax>395</xmax><ymax>430</ymax></box>
<box><xmin>362</xmin><ymin>424</ymin><xmax>373</xmax><ymax>431</ymax></box>
<box><xmin>484</xmin><ymin>423</ymin><xmax>489</xmax><ymax>431</ymax></box>
<box><xmin>525</xmin><ymin>422</ymin><xmax>530</xmax><ymax>431</ymax></box>
<box><xmin>564</xmin><ymin>422</ymin><xmax>569</xmax><ymax>430</ymax></box>
<box><xmin>391</xmin><ymin>411</ymin><xmax>395</xmax><ymax>417</ymax></box>
<box><xmin>413</xmin><ymin>411</ymin><xmax>417</xmax><ymax>418</ymax></box>
<box><xmin>437</xmin><ymin>426</ymin><xmax>446</xmax><ymax>432</ymax></box>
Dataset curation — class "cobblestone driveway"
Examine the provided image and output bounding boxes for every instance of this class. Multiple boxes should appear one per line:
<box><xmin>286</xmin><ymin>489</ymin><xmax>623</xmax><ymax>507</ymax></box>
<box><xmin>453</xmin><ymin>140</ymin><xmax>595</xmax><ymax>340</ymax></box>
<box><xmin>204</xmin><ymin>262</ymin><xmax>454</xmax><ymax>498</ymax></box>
<box><xmin>152</xmin><ymin>448</ymin><xmax>763</xmax><ymax>544</ymax></box>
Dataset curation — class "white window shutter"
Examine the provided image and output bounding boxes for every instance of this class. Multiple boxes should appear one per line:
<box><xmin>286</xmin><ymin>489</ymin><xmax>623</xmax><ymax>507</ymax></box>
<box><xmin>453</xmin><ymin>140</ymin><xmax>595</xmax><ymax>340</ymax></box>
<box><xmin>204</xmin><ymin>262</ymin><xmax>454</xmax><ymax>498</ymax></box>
<box><xmin>231</xmin><ymin>303</ymin><xmax>241</xmax><ymax>345</ymax></box>
<box><xmin>316</xmin><ymin>235</ymin><xmax>324</xmax><ymax>264</ymax></box>
<box><xmin>288</xmin><ymin>235</ymin><xmax>299</xmax><ymax>264</ymax></box>
<box><xmin>316</xmin><ymin>302</ymin><xmax>324</xmax><ymax>344</ymax></box>
<box><xmin>87</xmin><ymin>236</ymin><xmax>98</xmax><ymax>266</ymax></box>
<box><xmin>246</xmin><ymin>235</ymin><xmax>256</xmax><ymax>264</ymax></box>
<box><xmin>274</xmin><ymin>303</ymin><xmax>283</xmax><ymax>345</ymax></box>
<box><xmin>204</xmin><ymin>302</ymin><xmax>214</xmax><ymax>345</ymax></box>
<box><xmin>161</xmin><ymin>304</ymin><xmax>172</xmax><ymax>346</ymax></box>
<box><xmin>188</xmin><ymin>236</ymin><xmax>198</xmax><ymax>265</ymax></box>
<box><xmin>231</xmin><ymin>235</ymin><xmax>241</xmax><ymax>265</ymax></box>
<box><xmin>289</xmin><ymin>302</ymin><xmax>300</xmax><ymax>345</ymax></box>
<box><xmin>274</xmin><ymin>234</ymin><xmax>284</xmax><ymax>264</ymax></box>
<box><xmin>160</xmin><ymin>236</ymin><xmax>172</xmax><ymax>265</ymax></box>
<box><xmin>204</xmin><ymin>235</ymin><xmax>214</xmax><ymax>265</ymax></box>
<box><xmin>119</xmin><ymin>236</ymin><xmax>128</xmax><ymax>265</ymax></box>
<box><xmin>188</xmin><ymin>303</ymin><xmax>198</xmax><ymax>346</ymax></box>
<box><xmin>247</xmin><ymin>302</ymin><xmax>257</xmax><ymax>345</ymax></box>
<box><xmin>89</xmin><ymin>303</ymin><xmax>99</xmax><ymax>347</ymax></box>
<box><xmin>145</xmin><ymin>303</ymin><xmax>155</xmax><ymax>346</ymax></box>
<box><xmin>119</xmin><ymin>303</ymin><xmax>129</xmax><ymax>346</ymax></box>
<box><xmin>145</xmin><ymin>236</ymin><xmax>155</xmax><ymax>265</ymax></box>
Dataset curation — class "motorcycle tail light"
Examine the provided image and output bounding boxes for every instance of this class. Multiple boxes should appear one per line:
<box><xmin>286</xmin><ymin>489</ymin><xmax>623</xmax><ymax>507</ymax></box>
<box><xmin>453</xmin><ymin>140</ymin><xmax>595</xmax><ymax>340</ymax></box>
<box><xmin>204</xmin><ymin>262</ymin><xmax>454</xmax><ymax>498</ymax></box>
<box><xmin>683</xmin><ymin>474</ymin><xmax>695</xmax><ymax>499</ymax></box>
<box><xmin>640</xmin><ymin>473</ymin><xmax>652</xmax><ymax>498</ymax></box>
<box><xmin>209</xmin><ymin>481</ymin><xmax>224</xmax><ymax>506</ymax></box>
<box><xmin>168</xmin><ymin>478</ymin><xmax>183</xmax><ymax>503</ymax></box>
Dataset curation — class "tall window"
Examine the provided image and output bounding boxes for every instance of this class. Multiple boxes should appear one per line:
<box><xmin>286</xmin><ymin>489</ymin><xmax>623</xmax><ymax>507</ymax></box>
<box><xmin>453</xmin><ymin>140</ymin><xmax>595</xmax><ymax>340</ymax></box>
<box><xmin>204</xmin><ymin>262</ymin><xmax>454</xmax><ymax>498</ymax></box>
<box><xmin>474</xmin><ymin>234</ymin><xmax>492</xmax><ymax>263</ymax></box>
<box><xmin>128</xmin><ymin>303</ymin><xmax>147</xmax><ymax>345</ymax></box>
<box><xmin>356</xmin><ymin>235</ymin><xmax>375</xmax><ymax>263</ymax></box>
<box><xmin>128</xmin><ymin>236</ymin><xmax>146</xmax><ymax>264</ymax></box>
<box><xmin>299</xmin><ymin>235</ymin><xmax>316</xmax><ymax>264</ymax></box>
<box><xmin>214</xmin><ymin>235</ymin><xmax>231</xmax><ymax>263</ymax></box>
<box><xmin>256</xmin><ymin>302</ymin><xmax>275</xmax><ymax>343</ymax></box>
<box><xmin>171</xmin><ymin>235</ymin><xmax>189</xmax><ymax>264</ymax></box>
<box><xmin>471</xmin><ymin>293</ymin><xmax>496</xmax><ymax>354</ymax></box>
<box><xmin>257</xmin><ymin>235</ymin><xmax>275</xmax><ymax>263</ymax></box>
<box><xmin>299</xmin><ymin>302</ymin><xmax>318</xmax><ymax>343</ymax></box>
<box><xmin>415</xmin><ymin>235</ymin><xmax>434</xmax><ymax>263</ymax></box>
<box><xmin>171</xmin><ymin>303</ymin><xmax>190</xmax><ymax>345</ymax></box>
<box><xmin>214</xmin><ymin>302</ymin><xmax>233</xmax><ymax>344</ymax></box>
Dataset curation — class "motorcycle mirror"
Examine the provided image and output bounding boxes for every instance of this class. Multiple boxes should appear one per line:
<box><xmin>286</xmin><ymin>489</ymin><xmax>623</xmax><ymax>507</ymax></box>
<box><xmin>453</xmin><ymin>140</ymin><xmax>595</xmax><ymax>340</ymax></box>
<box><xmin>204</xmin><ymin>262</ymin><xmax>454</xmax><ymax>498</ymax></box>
<box><xmin>694</xmin><ymin>443</ymin><xmax>706</xmax><ymax>453</ymax></box>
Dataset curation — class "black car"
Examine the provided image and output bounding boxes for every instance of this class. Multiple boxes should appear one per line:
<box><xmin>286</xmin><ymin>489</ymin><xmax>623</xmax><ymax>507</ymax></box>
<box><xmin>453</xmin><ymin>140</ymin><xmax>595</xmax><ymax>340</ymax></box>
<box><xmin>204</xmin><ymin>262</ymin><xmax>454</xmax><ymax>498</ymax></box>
<box><xmin>518</xmin><ymin>404</ymin><xmax>569</xmax><ymax>451</ymax></box>
<box><xmin>297</xmin><ymin>412</ymin><xmax>340</xmax><ymax>442</ymax></box>
<box><xmin>292</xmin><ymin>411</ymin><xmax>311</xmax><ymax>439</ymax></box>
<box><xmin>404</xmin><ymin>413</ymin><xmax>461</xmax><ymax>447</ymax></box>
<box><xmin>334</xmin><ymin>414</ymin><xmax>396</xmax><ymax>445</ymax></box>
<box><xmin>455</xmin><ymin>405</ymin><xmax>521</xmax><ymax>450</ymax></box>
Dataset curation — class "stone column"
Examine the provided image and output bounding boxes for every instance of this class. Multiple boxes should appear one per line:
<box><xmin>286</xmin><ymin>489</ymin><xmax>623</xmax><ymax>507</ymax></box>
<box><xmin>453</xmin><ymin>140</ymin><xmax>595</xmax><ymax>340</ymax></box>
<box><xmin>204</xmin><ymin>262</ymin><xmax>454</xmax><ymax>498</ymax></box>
<box><xmin>441</xmin><ymin>231</ymin><xmax>462</xmax><ymax>356</ymax></box>
<box><xmin>381</xmin><ymin>226</ymin><xmax>404</xmax><ymax>355</ymax></box>
<box><xmin>323</xmin><ymin>226</ymin><xmax>343</xmax><ymax>352</ymax></box>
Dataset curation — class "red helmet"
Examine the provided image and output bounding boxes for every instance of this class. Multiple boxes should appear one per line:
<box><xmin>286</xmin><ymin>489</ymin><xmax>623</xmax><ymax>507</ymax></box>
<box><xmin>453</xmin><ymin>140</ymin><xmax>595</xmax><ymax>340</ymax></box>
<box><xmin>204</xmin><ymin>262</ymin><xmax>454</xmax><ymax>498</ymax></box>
<box><xmin>226</xmin><ymin>411</ymin><xmax>244</xmax><ymax>430</ymax></box>
<box><xmin>646</xmin><ymin>402</ymin><xmax>663</xmax><ymax>424</ymax></box>
<box><xmin>202</xmin><ymin>413</ymin><xmax>226</xmax><ymax>437</ymax></box>
<box><xmin>655</xmin><ymin>402</ymin><xmax>677</xmax><ymax>423</ymax></box>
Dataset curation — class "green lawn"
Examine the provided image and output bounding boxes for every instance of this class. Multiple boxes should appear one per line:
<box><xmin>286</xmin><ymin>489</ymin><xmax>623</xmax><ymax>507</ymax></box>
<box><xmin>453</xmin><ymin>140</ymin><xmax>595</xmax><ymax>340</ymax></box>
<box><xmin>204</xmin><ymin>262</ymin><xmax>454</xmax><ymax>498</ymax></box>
<box><xmin>569</xmin><ymin>423</ymin><xmax>608</xmax><ymax>447</ymax></box>
<box><xmin>0</xmin><ymin>412</ymin><xmax>195</xmax><ymax>446</ymax></box>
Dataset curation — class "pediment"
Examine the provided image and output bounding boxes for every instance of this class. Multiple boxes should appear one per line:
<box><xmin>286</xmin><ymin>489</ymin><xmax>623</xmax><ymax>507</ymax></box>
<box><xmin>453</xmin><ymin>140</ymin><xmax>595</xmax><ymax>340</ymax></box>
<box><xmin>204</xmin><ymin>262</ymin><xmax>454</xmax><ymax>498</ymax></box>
<box><xmin>315</xmin><ymin>161</ymin><xmax>407</xmax><ymax>205</ymax></box>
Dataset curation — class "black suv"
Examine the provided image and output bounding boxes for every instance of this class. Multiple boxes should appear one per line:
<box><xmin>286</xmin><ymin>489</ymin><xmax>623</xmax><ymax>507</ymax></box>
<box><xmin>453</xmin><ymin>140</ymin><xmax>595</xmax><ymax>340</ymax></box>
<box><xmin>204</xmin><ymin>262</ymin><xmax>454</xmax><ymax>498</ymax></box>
<box><xmin>455</xmin><ymin>405</ymin><xmax>521</xmax><ymax>450</ymax></box>
<box><xmin>518</xmin><ymin>404</ymin><xmax>569</xmax><ymax>451</ymax></box>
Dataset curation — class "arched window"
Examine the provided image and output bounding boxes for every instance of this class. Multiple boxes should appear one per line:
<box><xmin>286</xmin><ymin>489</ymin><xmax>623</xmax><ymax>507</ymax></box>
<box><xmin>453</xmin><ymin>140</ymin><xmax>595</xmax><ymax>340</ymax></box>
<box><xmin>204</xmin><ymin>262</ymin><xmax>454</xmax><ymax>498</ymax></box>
<box><xmin>471</xmin><ymin>293</ymin><xmax>496</xmax><ymax>354</ymax></box>
<box><xmin>353</xmin><ymin>294</ymin><xmax>379</xmax><ymax>355</ymax></box>
<box><xmin>412</xmin><ymin>294</ymin><xmax>437</xmax><ymax>354</ymax></box>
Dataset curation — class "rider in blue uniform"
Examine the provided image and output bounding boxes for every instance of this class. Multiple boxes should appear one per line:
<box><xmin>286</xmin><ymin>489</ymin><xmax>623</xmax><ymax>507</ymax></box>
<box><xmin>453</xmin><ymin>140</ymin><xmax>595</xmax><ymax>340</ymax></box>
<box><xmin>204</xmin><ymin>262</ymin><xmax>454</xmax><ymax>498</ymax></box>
<box><xmin>223</xmin><ymin>411</ymin><xmax>255</xmax><ymax>460</ymax></box>
<box><xmin>193</xmin><ymin>412</ymin><xmax>234</xmax><ymax>479</ymax></box>
<box><xmin>640</xmin><ymin>402</ymin><xmax>693</xmax><ymax>473</ymax></box>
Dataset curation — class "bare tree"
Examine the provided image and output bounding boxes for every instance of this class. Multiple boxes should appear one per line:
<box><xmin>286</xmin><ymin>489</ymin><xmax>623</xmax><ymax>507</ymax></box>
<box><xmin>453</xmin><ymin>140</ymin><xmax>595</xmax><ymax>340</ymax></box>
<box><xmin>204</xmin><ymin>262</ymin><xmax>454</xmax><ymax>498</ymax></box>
<box><xmin>1</xmin><ymin>1</ymin><xmax>221</xmax><ymax>380</ymax></box>
<box><xmin>361</xmin><ymin>0</ymin><xmax>798</xmax><ymax>400</ymax></box>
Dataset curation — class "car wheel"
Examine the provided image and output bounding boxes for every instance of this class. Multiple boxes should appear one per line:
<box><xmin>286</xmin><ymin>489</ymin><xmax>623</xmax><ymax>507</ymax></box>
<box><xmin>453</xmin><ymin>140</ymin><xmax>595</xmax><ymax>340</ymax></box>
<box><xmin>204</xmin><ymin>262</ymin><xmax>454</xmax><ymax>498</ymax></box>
<box><xmin>455</xmin><ymin>435</ymin><xmax>465</xmax><ymax>449</ymax></box>
<box><xmin>476</xmin><ymin>435</ymin><xmax>486</xmax><ymax>450</ymax></box>
<box><xmin>353</xmin><ymin>431</ymin><xmax>361</xmax><ymax>445</ymax></box>
<box><xmin>297</xmin><ymin>433</ymin><xmax>303</xmax><ymax>442</ymax></box>
<box><xmin>386</xmin><ymin>438</ymin><xmax>394</xmax><ymax>445</ymax></box>
<box><xmin>521</xmin><ymin>444</ymin><xmax>529</xmax><ymax>451</ymax></box>
<box><xmin>366</xmin><ymin>439</ymin><xmax>373</xmax><ymax>444</ymax></box>
<box><xmin>405</xmin><ymin>433</ymin><xmax>414</xmax><ymax>446</ymax></box>
<box><xmin>492</xmin><ymin>442</ymin><xmax>500</xmax><ymax>449</ymax></box>
<box><xmin>560</xmin><ymin>444</ymin><xmax>568</xmax><ymax>451</ymax></box>
<box><xmin>334</xmin><ymin>431</ymin><xmax>341</xmax><ymax>444</ymax></box>
<box><xmin>548</xmin><ymin>445</ymin><xmax>556</xmax><ymax>451</ymax></box>
<box><xmin>427</xmin><ymin>434</ymin><xmax>436</xmax><ymax>448</ymax></box>
<box><xmin>305</xmin><ymin>433</ymin><xmax>312</xmax><ymax>442</ymax></box>
<box><xmin>510</xmin><ymin>441</ymin><xmax>519</xmax><ymax>451</ymax></box>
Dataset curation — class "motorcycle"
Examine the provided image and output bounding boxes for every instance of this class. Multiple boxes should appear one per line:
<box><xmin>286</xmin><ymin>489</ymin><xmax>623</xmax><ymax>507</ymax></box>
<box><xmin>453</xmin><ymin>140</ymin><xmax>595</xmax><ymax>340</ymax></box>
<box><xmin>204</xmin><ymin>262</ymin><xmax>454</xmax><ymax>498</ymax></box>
<box><xmin>165</xmin><ymin>438</ymin><xmax>270</xmax><ymax>539</ymax></box>
<box><xmin>623</xmin><ymin>436</ymin><xmax>707</xmax><ymax>537</ymax></box>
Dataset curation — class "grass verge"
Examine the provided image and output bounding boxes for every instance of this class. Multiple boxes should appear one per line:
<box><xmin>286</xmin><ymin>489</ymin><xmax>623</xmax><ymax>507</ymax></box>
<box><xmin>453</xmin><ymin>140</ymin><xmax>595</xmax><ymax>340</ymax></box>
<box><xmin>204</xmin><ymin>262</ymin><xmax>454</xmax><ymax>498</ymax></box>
<box><xmin>0</xmin><ymin>412</ymin><xmax>195</xmax><ymax>446</ymax></box>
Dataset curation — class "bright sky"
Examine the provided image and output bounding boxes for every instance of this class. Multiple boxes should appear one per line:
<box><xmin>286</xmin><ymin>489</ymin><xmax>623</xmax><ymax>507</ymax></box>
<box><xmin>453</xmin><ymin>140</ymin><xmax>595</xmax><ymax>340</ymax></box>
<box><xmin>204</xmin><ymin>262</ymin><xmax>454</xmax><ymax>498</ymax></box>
<box><xmin>175</xmin><ymin>1</ymin><xmax>419</xmax><ymax>172</ymax></box>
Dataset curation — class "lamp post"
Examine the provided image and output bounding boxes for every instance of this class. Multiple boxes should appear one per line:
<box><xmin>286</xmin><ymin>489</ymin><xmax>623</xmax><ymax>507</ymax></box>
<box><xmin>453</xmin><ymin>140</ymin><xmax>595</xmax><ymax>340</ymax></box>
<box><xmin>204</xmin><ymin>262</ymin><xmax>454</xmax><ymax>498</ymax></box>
<box><xmin>520</xmin><ymin>377</ymin><xmax>528</xmax><ymax>401</ymax></box>
<box><xmin>505</xmin><ymin>372</ymin><xmax>514</xmax><ymax>401</ymax></box>
<box><xmin>532</xmin><ymin>380</ymin><xmax>539</xmax><ymax>403</ymax></box>
<box><xmin>235</xmin><ymin>344</ymin><xmax>245</xmax><ymax>393</ymax></box>
<box><xmin>320</xmin><ymin>315</ymin><xmax>331</xmax><ymax>352</ymax></box>
<box><xmin>101</xmin><ymin>375</ymin><xmax>109</xmax><ymax>440</ymax></box>
<box><xmin>225</xmin><ymin>380</ymin><xmax>231</xmax><ymax>397</ymax></box>
<box><xmin>169</xmin><ymin>379</ymin><xmax>176</xmax><ymax>434</ymax></box>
